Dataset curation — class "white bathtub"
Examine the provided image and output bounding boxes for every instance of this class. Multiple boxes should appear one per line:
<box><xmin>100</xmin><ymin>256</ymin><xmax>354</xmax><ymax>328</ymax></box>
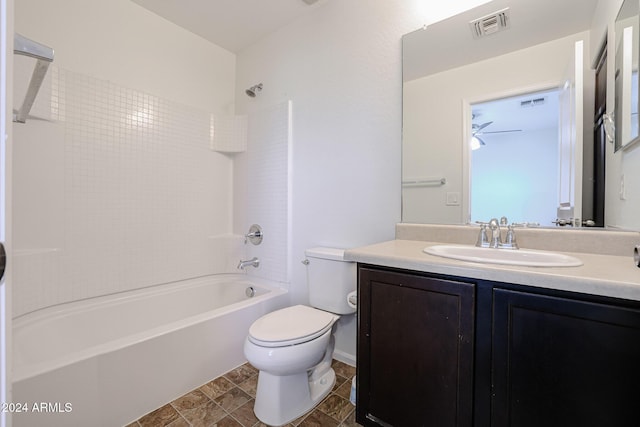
<box><xmin>12</xmin><ymin>274</ymin><xmax>288</xmax><ymax>427</ymax></box>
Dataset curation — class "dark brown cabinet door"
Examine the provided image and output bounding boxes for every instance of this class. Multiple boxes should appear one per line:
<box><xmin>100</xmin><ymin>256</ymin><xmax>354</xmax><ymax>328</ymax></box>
<box><xmin>357</xmin><ymin>267</ymin><xmax>475</xmax><ymax>427</ymax></box>
<box><xmin>492</xmin><ymin>288</ymin><xmax>640</xmax><ymax>427</ymax></box>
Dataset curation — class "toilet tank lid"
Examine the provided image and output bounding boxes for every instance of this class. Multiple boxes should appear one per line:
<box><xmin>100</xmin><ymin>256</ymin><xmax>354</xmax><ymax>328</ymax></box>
<box><xmin>305</xmin><ymin>247</ymin><xmax>347</xmax><ymax>261</ymax></box>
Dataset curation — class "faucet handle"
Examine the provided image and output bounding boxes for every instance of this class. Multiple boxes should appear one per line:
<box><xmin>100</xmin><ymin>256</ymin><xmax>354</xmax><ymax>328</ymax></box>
<box><xmin>244</xmin><ymin>224</ymin><xmax>263</xmax><ymax>245</ymax></box>
<box><xmin>475</xmin><ymin>224</ymin><xmax>490</xmax><ymax>248</ymax></box>
<box><xmin>501</xmin><ymin>225</ymin><xmax>519</xmax><ymax>249</ymax></box>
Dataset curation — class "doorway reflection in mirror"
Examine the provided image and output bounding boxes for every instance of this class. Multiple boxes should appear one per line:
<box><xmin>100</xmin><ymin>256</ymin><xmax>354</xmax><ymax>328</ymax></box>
<box><xmin>470</xmin><ymin>88</ymin><xmax>560</xmax><ymax>226</ymax></box>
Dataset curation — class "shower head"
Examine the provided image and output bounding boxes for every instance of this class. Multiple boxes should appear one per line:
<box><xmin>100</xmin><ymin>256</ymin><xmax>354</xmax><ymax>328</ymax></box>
<box><xmin>246</xmin><ymin>83</ymin><xmax>263</xmax><ymax>98</ymax></box>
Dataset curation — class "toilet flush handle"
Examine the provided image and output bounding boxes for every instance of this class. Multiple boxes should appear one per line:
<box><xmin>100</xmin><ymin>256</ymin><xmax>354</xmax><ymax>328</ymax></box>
<box><xmin>301</xmin><ymin>259</ymin><xmax>309</xmax><ymax>265</ymax></box>
<box><xmin>347</xmin><ymin>291</ymin><xmax>357</xmax><ymax>309</ymax></box>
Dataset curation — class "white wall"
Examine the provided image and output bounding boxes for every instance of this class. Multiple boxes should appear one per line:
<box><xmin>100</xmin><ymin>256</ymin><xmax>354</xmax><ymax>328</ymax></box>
<box><xmin>14</xmin><ymin>0</ymin><xmax>236</xmax><ymax>113</ymax></box>
<box><xmin>12</xmin><ymin>0</ymin><xmax>237</xmax><ymax>315</ymax></box>
<box><xmin>234</xmin><ymin>1</ymin><xmax>493</xmax><ymax>363</ymax></box>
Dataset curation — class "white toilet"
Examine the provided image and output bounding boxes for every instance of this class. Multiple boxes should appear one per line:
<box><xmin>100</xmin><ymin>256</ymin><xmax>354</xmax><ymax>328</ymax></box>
<box><xmin>243</xmin><ymin>247</ymin><xmax>356</xmax><ymax>426</ymax></box>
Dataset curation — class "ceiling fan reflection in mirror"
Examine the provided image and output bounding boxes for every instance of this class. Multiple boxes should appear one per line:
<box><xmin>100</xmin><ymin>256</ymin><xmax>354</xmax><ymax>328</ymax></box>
<box><xmin>471</xmin><ymin>116</ymin><xmax>522</xmax><ymax>150</ymax></box>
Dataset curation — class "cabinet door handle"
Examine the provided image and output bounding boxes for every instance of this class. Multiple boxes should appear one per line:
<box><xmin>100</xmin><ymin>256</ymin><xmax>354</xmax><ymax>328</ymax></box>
<box><xmin>0</xmin><ymin>242</ymin><xmax>5</xmax><ymax>281</ymax></box>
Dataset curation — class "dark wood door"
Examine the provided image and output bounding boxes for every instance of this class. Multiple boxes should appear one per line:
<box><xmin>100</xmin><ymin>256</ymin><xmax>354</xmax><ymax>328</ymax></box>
<box><xmin>357</xmin><ymin>267</ymin><xmax>475</xmax><ymax>427</ymax></box>
<box><xmin>592</xmin><ymin>47</ymin><xmax>607</xmax><ymax>227</ymax></box>
<box><xmin>492</xmin><ymin>288</ymin><xmax>640</xmax><ymax>427</ymax></box>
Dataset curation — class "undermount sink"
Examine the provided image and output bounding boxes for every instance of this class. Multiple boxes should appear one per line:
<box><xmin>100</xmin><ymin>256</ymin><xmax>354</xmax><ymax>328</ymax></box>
<box><xmin>423</xmin><ymin>244</ymin><xmax>583</xmax><ymax>267</ymax></box>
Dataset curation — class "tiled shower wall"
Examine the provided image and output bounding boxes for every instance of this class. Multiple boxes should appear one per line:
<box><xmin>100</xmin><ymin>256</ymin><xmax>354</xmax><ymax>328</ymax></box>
<box><xmin>13</xmin><ymin>66</ymin><xmax>242</xmax><ymax>317</ymax></box>
<box><xmin>245</xmin><ymin>101</ymin><xmax>291</xmax><ymax>284</ymax></box>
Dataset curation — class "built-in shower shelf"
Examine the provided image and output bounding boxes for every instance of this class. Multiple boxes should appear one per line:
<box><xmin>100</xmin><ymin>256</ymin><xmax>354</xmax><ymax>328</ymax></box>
<box><xmin>210</xmin><ymin>114</ymin><xmax>248</xmax><ymax>153</ymax></box>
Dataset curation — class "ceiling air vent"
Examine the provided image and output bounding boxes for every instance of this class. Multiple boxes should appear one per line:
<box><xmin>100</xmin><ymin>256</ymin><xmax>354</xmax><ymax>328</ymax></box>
<box><xmin>520</xmin><ymin>97</ymin><xmax>546</xmax><ymax>108</ymax></box>
<box><xmin>469</xmin><ymin>8</ymin><xmax>510</xmax><ymax>39</ymax></box>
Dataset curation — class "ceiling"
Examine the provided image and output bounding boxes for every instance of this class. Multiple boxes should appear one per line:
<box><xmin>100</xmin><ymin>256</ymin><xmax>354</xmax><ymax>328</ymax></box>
<box><xmin>130</xmin><ymin>0</ymin><xmax>327</xmax><ymax>53</ymax></box>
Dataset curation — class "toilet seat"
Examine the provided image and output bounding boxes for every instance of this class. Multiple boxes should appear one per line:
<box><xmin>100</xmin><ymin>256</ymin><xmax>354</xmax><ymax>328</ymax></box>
<box><xmin>248</xmin><ymin>305</ymin><xmax>339</xmax><ymax>348</ymax></box>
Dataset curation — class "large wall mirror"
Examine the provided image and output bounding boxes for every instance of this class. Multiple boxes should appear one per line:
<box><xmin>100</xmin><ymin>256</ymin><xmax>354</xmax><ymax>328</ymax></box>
<box><xmin>402</xmin><ymin>0</ymin><xmax>640</xmax><ymax>231</ymax></box>
<box><xmin>614</xmin><ymin>0</ymin><xmax>640</xmax><ymax>151</ymax></box>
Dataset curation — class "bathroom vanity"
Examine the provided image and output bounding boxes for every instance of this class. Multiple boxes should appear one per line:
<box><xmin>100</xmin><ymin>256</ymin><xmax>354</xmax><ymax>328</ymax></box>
<box><xmin>346</xmin><ymin>225</ymin><xmax>640</xmax><ymax>427</ymax></box>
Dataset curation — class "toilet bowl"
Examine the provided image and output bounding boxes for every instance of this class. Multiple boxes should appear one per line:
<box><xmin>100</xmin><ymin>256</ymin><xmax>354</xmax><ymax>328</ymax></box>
<box><xmin>243</xmin><ymin>247</ymin><xmax>356</xmax><ymax>426</ymax></box>
<box><xmin>244</xmin><ymin>305</ymin><xmax>339</xmax><ymax>426</ymax></box>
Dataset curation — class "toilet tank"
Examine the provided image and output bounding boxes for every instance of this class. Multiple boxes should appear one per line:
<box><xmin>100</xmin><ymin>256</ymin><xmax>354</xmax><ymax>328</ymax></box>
<box><xmin>305</xmin><ymin>247</ymin><xmax>356</xmax><ymax>315</ymax></box>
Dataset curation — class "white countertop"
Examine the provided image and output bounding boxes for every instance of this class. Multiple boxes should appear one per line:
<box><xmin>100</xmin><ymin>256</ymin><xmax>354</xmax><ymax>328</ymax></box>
<box><xmin>345</xmin><ymin>239</ymin><xmax>640</xmax><ymax>301</ymax></box>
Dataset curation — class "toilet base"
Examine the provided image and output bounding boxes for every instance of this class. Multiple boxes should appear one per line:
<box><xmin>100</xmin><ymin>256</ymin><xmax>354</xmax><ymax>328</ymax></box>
<box><xmin>253</xmin><ymin>334</ymin><xmax>337</xmax><ymax>427</ymax></box>
<box><xmin>254</xmin><ymin>367</ymin><xmax>336</xmax><ymax>426</ymax></box>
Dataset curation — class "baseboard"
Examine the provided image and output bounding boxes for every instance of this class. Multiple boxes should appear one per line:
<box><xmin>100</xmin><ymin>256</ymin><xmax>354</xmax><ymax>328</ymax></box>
<box><xmin>333</xmin><ymin>349</ymin><xmax>356</xmax><ymax>367</ymax></box>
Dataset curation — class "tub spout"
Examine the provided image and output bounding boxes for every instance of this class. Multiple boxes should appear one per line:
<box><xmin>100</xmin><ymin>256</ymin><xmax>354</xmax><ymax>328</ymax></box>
<box><xmin>237</xmin><ymin>257</ymin><xmax>260</xmax><ymax>270</ymax></box>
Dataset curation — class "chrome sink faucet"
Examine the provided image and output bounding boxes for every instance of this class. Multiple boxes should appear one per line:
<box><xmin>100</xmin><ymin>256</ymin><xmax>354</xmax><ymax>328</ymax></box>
<box><xmin>237</xmin><ymin>257</ymin><xmax>260</xmax><ymax>270</ymax></box>
<box><xmin>475</xmin><ymin>217</ymin><xmax>518</xmax><ymax>249</ymax></box>
<box><xmin>488</xmin><ymin>218</ymin><xmax>502</xmax><ymax>248</ymax></box>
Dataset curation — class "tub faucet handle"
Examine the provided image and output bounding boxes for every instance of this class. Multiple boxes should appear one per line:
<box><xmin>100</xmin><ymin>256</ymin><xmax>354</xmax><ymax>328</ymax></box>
<box><xmin>244</xmin><ymin>224</ymin><xmax>263</xmax><ymax>245</ymax></box>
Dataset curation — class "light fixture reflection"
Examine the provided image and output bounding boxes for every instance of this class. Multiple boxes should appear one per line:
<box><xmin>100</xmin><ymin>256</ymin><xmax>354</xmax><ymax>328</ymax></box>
<box><xmin>471</xmin><ymin>136</ymin><xmax>485</xmax><ymax>150</ymax></box>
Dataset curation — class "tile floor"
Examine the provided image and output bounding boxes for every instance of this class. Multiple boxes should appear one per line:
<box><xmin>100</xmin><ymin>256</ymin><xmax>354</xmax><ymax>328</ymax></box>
<box><xmin>126</xmin><ymin>360</ymin><xmax>361</xmax><ymax>427</ymax></box>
